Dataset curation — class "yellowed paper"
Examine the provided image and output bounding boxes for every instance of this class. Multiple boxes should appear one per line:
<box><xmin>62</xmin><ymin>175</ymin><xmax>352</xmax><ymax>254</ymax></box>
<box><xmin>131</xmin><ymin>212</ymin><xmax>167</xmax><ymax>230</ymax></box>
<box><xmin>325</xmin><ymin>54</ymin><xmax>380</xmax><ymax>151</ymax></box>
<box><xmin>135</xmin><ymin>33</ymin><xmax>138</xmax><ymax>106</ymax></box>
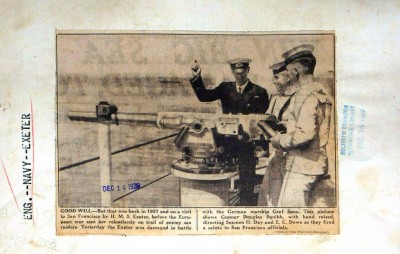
<box><xmin>0</xmin><ymin>1</ymin><xmax>399</xmax><ymax>253</ymax></box>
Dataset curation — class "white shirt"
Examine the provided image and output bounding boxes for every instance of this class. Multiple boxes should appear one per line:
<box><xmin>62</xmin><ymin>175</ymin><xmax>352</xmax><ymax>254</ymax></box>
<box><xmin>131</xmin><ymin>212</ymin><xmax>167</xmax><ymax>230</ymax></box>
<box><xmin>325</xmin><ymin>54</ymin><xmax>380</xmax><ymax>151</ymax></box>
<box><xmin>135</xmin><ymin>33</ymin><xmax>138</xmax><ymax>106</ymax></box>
<box><xmin>267</xmin><ymin>95</ymin><xmax>292</xmax><ymax>118</ymax></box>
<box><xmin>236</xmin><ymin>80</ymin><xmax>249</xmax><ymax>94</ymax></box>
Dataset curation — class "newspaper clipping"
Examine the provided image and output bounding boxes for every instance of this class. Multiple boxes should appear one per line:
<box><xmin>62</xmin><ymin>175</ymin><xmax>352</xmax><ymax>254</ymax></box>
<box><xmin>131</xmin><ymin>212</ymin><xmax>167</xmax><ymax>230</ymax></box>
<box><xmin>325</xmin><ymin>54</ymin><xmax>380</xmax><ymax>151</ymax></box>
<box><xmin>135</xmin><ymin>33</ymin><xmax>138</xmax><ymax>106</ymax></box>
<box><xmin>56</xmin><ymin>31</ymin><xmax>338</xmax><ymax>235</ymax></box>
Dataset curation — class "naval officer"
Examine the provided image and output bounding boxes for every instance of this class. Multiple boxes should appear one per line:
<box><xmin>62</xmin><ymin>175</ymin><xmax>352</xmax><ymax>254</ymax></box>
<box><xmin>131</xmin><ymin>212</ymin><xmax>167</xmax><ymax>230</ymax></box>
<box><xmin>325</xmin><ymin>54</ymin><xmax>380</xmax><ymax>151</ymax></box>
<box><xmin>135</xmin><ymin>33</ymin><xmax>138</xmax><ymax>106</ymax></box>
<box><xmin>190</xmin><ymin>58</ymin><xmax>269</xmax><ymax>114</ymax></box>
<box><xmin>190</xmin><ymin>58</ymin><xmax>269</xmax><ymax>206</ymax></box>
<box><xmin>268</xmin><ymin>45</ymin><xmax>332</xmax><ymax>207</ymax></box>
<box><xmin>258</xmin><ymin>61</ymin><xmax>298</xmax><ymax>206</ymax></box>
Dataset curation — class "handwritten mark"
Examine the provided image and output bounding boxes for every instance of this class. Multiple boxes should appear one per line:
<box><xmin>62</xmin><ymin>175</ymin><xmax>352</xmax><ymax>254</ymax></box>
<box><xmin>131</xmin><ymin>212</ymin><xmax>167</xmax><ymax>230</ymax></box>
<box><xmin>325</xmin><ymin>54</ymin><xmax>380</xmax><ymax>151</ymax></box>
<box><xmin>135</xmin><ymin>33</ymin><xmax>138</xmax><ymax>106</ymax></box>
<box><xmin>1</xmin><ymin>157</ymin><xmax>21</xmax><ymax>212</ymax></box>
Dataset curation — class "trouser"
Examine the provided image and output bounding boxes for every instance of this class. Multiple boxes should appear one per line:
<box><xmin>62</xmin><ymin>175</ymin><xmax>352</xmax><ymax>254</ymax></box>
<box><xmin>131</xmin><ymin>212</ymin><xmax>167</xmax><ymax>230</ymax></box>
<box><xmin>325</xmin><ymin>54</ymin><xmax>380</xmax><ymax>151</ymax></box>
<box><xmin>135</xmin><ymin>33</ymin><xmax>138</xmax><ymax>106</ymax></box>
<box><xmin>277</xmin><ymin>171</ymin><xmax>320</xmax><ymax>207</ymax></box>
<box><xmin>236</xmin><ymin>142</ymin><xmax>257</xmax><ymax>206</ymax></box>
<box><xmin>257</xmin><ymin>149</ymin><xmax>286</xmax><ymax>206</ymax></box>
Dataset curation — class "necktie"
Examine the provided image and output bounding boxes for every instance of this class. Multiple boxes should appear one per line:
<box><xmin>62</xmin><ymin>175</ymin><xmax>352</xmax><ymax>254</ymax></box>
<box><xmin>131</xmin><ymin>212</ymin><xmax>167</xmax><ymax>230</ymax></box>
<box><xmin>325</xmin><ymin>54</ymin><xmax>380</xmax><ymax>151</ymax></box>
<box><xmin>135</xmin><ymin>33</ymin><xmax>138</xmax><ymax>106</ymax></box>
<box><xmin>238</xmin><ymin>87</ymin><xmax>242</xmax><ymax>94</ymax></box>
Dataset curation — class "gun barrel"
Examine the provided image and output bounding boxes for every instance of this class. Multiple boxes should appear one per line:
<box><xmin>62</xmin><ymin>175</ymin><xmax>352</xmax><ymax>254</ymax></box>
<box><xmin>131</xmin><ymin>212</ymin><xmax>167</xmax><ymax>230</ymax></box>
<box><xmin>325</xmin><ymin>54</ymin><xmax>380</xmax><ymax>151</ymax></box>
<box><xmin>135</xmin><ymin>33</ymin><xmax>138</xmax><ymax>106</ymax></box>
<box><xmin>68</xmin><ymin>110</ymin><xmax>270</xmax><ymax>135</ymax></box>
<box><xmin>68</xmin><ymin>111</ymin><xmax>158</xmax><ymax>126</ymax></box>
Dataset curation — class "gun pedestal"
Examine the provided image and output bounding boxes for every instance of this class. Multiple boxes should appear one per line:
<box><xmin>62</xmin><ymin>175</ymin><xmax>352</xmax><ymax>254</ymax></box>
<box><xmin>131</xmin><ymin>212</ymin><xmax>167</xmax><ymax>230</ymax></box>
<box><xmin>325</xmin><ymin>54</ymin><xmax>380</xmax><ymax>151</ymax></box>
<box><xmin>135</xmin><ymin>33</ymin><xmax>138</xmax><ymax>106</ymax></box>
<box><xmin>172</xmin><ymin>161</ymin><xmax>238</xmax><ymax>206</ymax></box>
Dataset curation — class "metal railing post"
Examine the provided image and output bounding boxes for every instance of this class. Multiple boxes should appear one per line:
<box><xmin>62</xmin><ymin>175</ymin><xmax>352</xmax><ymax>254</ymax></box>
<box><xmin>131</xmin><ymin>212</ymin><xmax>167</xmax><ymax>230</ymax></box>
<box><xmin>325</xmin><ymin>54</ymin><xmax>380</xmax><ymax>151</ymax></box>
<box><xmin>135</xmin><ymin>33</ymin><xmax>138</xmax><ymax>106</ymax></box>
<box><xmin>98</xmin><ymin>123</ymin><xmax>112</xmax><ymax>206</ymax></box>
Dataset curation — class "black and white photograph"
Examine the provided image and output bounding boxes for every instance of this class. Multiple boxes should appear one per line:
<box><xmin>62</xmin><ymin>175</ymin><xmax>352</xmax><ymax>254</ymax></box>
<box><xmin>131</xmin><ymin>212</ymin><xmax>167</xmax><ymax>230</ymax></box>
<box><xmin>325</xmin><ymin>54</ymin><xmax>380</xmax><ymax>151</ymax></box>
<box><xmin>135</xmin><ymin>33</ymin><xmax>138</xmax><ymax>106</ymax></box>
<box><xmin>57</xmin><ymin>32</ymin><xmax>336</xmax><ymax>210</ymax></box>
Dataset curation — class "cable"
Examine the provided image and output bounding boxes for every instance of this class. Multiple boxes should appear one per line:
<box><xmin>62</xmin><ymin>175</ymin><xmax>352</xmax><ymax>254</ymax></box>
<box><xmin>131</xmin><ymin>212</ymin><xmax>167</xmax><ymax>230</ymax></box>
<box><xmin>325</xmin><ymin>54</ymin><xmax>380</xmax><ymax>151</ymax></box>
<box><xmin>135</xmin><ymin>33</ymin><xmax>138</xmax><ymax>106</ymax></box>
<box><xmin>59</xmin><ymin>133</ymin><xmax>178</xmax><ymax>171</ymax></box>
<box><xmin>113</xmin><ymin>173</ymin><xmax>172</xmax><ymax>202</ymax></box>
<box><xmin>255</xmin><ymin>165</ymin><xmax>268</xmax><ymax>170</ymax></box>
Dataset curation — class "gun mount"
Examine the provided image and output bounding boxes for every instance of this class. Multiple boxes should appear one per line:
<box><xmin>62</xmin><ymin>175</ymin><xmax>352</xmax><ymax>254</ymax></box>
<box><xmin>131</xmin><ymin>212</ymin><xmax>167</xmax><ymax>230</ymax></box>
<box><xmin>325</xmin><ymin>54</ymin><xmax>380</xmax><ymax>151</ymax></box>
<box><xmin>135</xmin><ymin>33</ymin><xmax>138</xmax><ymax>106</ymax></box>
<box><xmin>69</xmin><ymin>105</ymin><xmax>272</xmax><ymax>176</ymax></box>
<box><xmin>67</xmin><ymin>101</ymin><xmax>277</xmax><ymax>206</ymax></box>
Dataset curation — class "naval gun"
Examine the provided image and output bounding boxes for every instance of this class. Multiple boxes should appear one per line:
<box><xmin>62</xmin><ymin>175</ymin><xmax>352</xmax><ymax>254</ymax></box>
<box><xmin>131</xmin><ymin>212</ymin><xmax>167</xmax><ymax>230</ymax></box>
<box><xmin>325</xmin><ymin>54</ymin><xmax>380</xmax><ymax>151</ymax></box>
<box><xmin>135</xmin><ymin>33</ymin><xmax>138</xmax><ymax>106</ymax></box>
<box><xmin>68</xmin><ymin>101</ymin><xmax>277</xmax><ymax>206</ymax></box>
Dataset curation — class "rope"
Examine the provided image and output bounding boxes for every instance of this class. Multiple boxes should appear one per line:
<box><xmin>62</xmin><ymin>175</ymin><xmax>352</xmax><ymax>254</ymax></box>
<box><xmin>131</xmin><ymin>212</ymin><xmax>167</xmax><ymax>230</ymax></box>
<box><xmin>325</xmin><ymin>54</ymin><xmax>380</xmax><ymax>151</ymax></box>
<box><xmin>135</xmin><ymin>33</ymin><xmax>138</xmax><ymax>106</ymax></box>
<box><xmin>59</xmin><ymin>133</ymin><xmax>178</xmax><ymax>171</ymax></box>
<box><xmin>255</xmin><ymin>165</ymin><xmax>268</xmax><ymax>170</ymax></box>
<box><xmin>113</xmin><ymin>173</ymin><xmax>172</xmax><ymax>202</ymax></box>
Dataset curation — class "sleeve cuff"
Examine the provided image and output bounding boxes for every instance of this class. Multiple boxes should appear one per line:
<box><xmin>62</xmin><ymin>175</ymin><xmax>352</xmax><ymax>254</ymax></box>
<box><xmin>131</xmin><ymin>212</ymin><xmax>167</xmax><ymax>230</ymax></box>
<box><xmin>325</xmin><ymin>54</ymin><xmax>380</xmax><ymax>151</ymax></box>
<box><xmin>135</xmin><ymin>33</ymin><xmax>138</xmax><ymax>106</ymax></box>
<box><xmin>278</xmin><ymin>133</ymin><xmax>292</xmax><ymax>149</ymax></box>
<box><xmin>190</xmin><ymin>75</ymin><xmax>201</xmax><ymax>83</ymax></box>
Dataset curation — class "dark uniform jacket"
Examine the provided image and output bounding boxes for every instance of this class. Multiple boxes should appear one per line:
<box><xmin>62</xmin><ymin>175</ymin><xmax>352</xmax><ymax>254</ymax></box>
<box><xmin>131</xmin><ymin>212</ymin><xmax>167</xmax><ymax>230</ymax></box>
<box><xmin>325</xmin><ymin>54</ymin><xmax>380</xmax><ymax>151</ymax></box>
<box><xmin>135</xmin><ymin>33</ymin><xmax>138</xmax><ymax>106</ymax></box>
<box><xmin>190</xmin><ymin>76</ymin><xmax>269</xmax><ymax>114</ymax></box>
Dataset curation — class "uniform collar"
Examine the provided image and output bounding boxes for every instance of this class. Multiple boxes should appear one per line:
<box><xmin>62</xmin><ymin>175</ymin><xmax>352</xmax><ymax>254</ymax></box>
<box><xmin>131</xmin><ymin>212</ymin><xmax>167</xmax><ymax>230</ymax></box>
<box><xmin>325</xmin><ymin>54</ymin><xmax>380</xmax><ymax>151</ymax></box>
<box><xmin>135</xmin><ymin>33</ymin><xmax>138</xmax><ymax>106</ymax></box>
<box><xmin>236</xmin><ymin>80</ymin><xmax>250</xmax><ymax>94</ymax></box>
<box><xmin>296</xmin><ymin>79</ymin><xmax>328</xmax><ymax>97</ymax></box>
<box><xmin>283</xmin><ymin>85</ymin><xmax>299</xmax><ymax>96</ymax></box>
<box><xmin>297</xmin><ymin>75</ymin><xmax>315</xmax><ymax>88</ymax></box>
<box><xmin>273</xmin><ymin>85</ymin><xmax>299</xmax><ymax>97</ymax></box>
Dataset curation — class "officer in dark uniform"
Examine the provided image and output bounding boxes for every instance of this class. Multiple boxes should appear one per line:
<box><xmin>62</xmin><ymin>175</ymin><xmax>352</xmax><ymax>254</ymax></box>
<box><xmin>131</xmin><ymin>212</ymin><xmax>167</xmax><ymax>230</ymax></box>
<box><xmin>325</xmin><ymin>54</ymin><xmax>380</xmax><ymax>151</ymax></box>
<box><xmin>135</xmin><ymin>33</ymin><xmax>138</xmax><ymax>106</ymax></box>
<box><xmin>190</xmin><ymin>59</ymin><xmax>269</xmax><ymax>206</ymax></box>
<box><xmin>190</xmin><ymin>58</ymin><xmax>269</xmax><ymax>114</ymax></box>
